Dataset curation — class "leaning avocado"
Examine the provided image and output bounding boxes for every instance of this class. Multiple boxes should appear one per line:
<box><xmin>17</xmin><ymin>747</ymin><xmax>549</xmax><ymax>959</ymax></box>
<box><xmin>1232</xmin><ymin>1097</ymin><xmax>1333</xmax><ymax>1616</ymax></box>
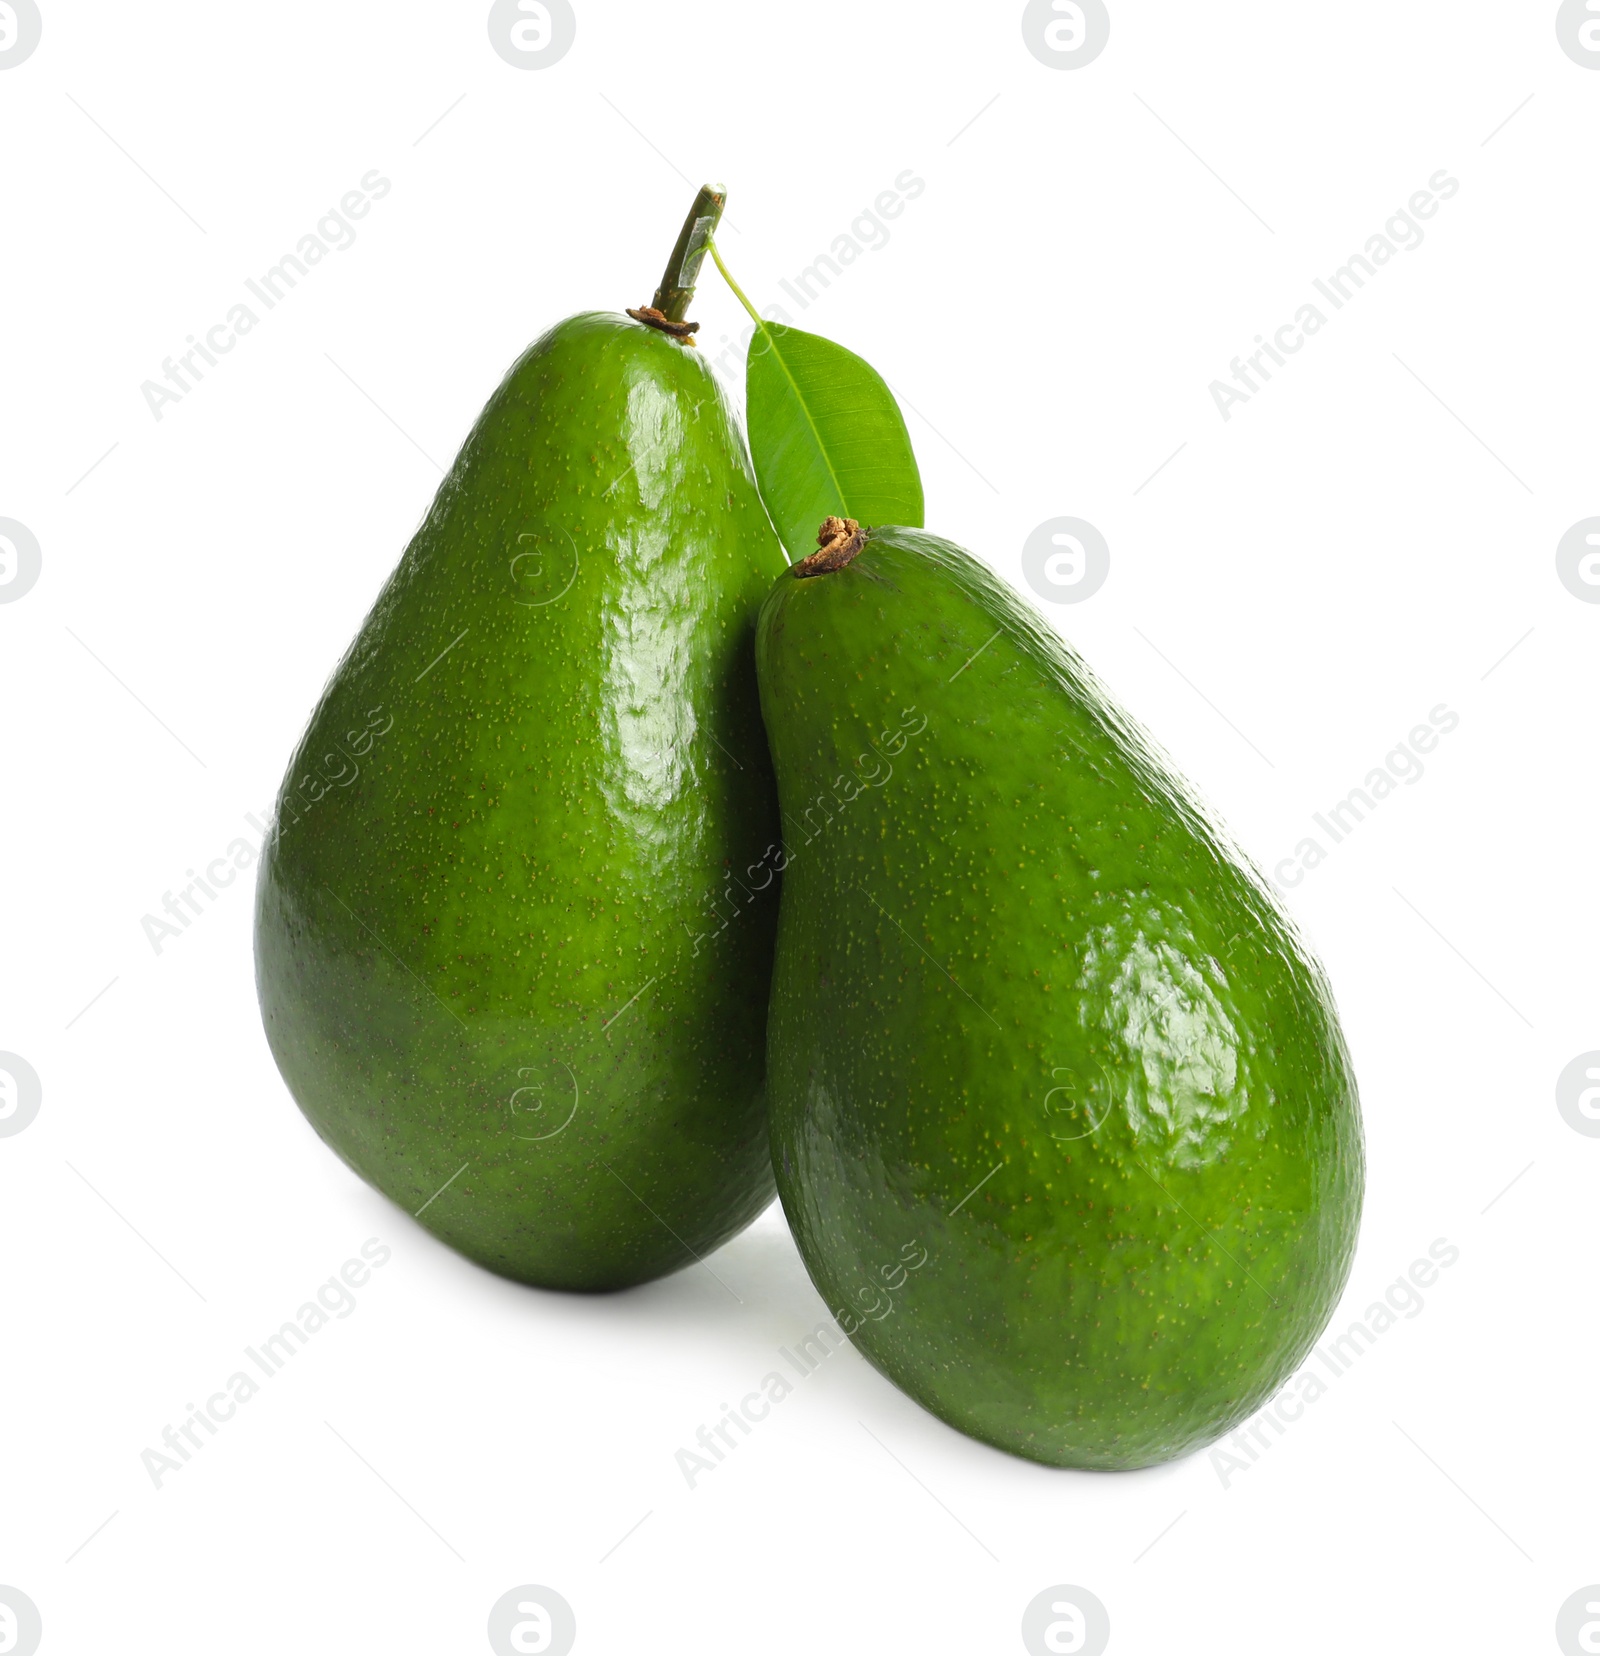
<box><xmin>757</xmin><ymin>519</ymin><xmax>1363</xmax><ymax>1468</ymax></box>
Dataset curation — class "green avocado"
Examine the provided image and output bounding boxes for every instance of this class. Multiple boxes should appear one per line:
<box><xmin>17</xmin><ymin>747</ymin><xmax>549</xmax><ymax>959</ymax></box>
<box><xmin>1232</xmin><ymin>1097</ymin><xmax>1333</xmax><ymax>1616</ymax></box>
<box><xmin>255</xmin><ymin>309</ymin><xmax>788</xmax><ymax>1290</ymax></box>
<box><xmin>756</xmin><ymin>523</ymin><xmax>1363</xmax><ymax>1468</ymax></box>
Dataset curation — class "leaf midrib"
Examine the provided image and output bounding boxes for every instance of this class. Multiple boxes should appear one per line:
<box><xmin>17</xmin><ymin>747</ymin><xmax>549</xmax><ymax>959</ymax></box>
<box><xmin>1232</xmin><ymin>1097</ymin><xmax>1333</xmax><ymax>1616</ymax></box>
<box><xmin>759</xmin><ymin>328</ymin><xmax>850</xmax><ymax>526</ymax></box>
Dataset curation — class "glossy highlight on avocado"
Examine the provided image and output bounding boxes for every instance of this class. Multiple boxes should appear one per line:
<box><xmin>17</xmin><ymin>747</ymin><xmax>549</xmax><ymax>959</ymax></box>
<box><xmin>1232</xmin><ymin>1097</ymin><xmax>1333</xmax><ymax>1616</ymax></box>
<box><xmin>756</xmin><ymin>525</ymin><xmax>1364</xmax><ymax>1468</ymax></box>
<box><xmin>255</xmin><ymin>311</ymin><xmax>788</xmax><ymax>1291</ymax></box>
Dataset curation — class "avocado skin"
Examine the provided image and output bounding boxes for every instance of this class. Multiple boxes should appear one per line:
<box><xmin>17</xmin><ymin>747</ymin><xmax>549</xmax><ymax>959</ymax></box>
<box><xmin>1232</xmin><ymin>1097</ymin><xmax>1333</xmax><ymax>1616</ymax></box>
<box><xmin>756</xmin><ymin>526</ymin><xmax>1364</xmax><ymax>1468</ymax></box>
<box><xmin>255</xmin><ymin>312</ymin><xmax>788</xmax><ymax>1291</ymax></box>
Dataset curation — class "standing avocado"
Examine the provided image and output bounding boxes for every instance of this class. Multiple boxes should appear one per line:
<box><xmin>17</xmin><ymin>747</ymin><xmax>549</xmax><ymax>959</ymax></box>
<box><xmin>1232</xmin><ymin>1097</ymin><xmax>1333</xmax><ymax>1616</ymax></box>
<box><xmin>757</xmin><ymin>520</ymin><xmax>1363</xmax><ymax>1468</ymax></box>
<box><xmin>255</xmin><ymin>189</ymin><xmax>789</xmax><ymax>1291</ymax></box>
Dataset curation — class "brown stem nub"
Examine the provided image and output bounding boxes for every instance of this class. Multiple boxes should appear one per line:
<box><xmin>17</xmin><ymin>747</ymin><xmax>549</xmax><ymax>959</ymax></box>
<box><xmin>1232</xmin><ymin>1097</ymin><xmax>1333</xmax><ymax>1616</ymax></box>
<box><xmin>626</xmin><ymin>306</ymin><xmax>699</xmax><ymax>337</ymax></box>
<box><xmin>793</xmin><ymin>516</ymin><xmax>867</xmax><ymax>578</ymax></box>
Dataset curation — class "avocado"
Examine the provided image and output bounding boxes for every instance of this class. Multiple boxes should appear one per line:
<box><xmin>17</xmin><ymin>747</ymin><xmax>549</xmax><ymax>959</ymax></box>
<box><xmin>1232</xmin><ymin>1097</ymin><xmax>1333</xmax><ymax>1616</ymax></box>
<box><xmin>756</xmin><ymin>521</ymin><xmax>1364</xmax><ymax>1467</ymax></box>
<box><xmin>255</xmin><ymin>305</ymin><xmax>788</xmax><ymax>1291</ymax></box>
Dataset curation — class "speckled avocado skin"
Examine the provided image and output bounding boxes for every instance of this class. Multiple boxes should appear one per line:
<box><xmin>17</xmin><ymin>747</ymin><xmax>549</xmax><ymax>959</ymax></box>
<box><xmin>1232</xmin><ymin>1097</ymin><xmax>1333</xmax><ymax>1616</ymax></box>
<box><xmin>757</xmin><ymin>526</ymin><xmax>1364</xmax><ymax>1468</ymax></box>
<box><xmin>255</xmin><ymin>312</ymin><xmax>788</xmax><ymax>1291</ymax></box>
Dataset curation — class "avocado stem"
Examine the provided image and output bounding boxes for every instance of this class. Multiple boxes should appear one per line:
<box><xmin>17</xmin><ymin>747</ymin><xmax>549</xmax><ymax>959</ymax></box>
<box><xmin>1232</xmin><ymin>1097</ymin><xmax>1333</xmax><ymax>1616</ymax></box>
<box><xmin>647</xmin><ymin>183</ymin><xmax>726</xmax><ymax>324</ymax></box>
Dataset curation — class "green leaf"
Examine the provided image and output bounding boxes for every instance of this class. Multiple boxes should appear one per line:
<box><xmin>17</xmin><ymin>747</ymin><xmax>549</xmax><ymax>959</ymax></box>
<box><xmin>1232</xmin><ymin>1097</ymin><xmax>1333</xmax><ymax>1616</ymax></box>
<box><xmin>744</xmin><ymin>323</ymin><xmax>924</xmax><ymax>563</ymax></box>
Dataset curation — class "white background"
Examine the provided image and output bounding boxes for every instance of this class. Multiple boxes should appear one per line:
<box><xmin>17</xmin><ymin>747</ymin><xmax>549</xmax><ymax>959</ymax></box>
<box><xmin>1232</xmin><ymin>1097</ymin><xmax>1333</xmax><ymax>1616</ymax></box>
<box><xmin>3</xmin><ymin>3</ymin><xmax>1598</xmax><ymax>1652</ymax></box>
